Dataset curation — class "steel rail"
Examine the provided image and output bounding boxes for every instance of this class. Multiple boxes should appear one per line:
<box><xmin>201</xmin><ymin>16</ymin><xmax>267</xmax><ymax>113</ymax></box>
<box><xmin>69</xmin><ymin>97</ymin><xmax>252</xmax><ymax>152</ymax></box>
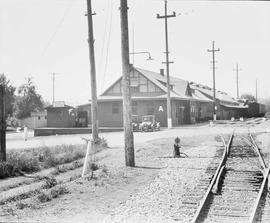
<box><xmin>249</xmin><ymin>133</ymin><xmax>267</xmax><ymax>170</ymax></box>
<box><xmin>248</xmin><ymin>167</ymin><xmax>270</xmax><ymax>223</ymax></box>
<box><xmin>191</xmin><ymin>131</ymin><xmax>234</xmax><ymax>223</ymax></box>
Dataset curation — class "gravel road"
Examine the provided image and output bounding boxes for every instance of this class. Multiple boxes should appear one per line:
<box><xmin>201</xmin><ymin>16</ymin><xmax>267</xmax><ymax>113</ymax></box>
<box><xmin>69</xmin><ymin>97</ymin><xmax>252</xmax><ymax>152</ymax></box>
<box><xmin>6</xmin><ymin>124</ymin><xmax>241</xmax><ymax>150</ymax></box>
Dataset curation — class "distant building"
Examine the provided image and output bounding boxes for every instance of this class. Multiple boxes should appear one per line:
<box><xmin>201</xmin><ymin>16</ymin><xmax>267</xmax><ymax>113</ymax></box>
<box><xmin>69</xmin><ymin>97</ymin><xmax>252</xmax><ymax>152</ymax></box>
<box><xmin>46</xmin><ymin>101</ymin><xmax>76</xmax><ymax>128</ymax></box>
<box><xmin>20</xmin><ymin>111</ymin><xmax>47</xmax><ymax>129</ymax></box>
<box><xmin>190</xmin><ymin>82</ymin><xmax>248</xmax><ymax>120</ymax></box>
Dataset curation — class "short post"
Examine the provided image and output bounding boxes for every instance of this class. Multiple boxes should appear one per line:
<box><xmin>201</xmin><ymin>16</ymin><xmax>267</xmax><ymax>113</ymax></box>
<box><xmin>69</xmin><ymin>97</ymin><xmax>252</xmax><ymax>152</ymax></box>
<box><xmin>173</xmin><ymin>137</ymin><xmax>180</xmax><ymax>157</ymax></box>
<box><xmin>81</xmin><ymin>138</ymin><xmax>92</xmax><ymax>177</ymax></box>
<box><xmin>23</xmin><ymin>126</ymin><xmax>28</xmax><ymax>141</ymax></box>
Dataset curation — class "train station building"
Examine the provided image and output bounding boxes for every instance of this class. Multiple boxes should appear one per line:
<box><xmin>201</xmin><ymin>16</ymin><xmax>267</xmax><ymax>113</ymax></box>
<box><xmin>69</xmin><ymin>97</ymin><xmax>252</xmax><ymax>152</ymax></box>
<box><xmin>77</xmin><ymin>67</ymin><xmax>249</xmax><ymax>127</ymax></box>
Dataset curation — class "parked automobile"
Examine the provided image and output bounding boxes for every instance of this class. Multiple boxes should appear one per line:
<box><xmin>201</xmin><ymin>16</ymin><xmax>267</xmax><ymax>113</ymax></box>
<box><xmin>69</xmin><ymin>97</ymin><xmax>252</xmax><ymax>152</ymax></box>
<box><xmin>132</xmin><ymin>115</ymin><xmax>141</xmax><ymax>132</ymax></box>
<box><xmin>139</xmin><ymin>115</ymin><xmax>160</xmax><ymax>132</ymax></box>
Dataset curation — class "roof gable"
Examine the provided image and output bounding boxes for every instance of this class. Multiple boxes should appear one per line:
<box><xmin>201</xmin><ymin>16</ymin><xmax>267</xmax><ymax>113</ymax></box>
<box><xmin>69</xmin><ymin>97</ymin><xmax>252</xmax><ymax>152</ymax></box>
<box><xmin>101</xmin><ymin>68</ymin><xmax>166</xmax><ymax>96</ymax></box>
<box><xmin>134</xmin><ymin>67</ymin><xmax>189</xmax><ymax>98</ymax></box>
<box><xmin>100</xmin><ymin>67</ymin><xmax>193</xmax><ymax>100</ymax></box>
<box><xmin>101</xmin><ymin>77</ymin><xmax>122</xmax><ymax>96</ymax></box>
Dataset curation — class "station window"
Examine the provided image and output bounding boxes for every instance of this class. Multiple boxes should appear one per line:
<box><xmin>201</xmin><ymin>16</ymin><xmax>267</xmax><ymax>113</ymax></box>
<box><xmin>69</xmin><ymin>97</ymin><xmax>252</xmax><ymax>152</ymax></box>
<box><xmin>147</xmin><ymin>102</ymin><xmax>155</xmax><ymax>115</ymax></box>
<box><xmin>131</xmin><ymin>86</ymin><xmax>139</xmax><ymax>93</ymax></box>
<box><xmin>132</xmin><ymin>102</ymin><xmax>138</xmax><ymax>114</ymax></box>
<box><xmin>112</xmin><ymin>102</ymin><xmax>120</xmax><ymax>114</ymax></box>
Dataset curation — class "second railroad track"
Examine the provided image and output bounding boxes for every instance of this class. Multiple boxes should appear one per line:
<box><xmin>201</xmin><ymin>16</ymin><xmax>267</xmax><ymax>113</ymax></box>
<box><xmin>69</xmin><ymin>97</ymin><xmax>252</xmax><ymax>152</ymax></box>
<box><xmin>189</xmin><ymin>130</ymin><xmax>270</xmax><ymax>223</ymax></box>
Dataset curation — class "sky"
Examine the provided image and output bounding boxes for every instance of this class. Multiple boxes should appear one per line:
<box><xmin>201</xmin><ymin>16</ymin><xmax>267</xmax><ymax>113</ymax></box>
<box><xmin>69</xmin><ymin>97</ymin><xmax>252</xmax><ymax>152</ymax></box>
<box><xmin>1</xmin><ymin>0</ymin><xmax>270</xmax><ymax>106</ymax></box>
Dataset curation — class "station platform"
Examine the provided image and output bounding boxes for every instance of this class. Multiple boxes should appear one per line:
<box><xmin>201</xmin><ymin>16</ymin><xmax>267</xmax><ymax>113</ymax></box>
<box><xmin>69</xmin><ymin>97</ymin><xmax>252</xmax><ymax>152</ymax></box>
<box><xmin>34</xmin><ymin>127</ymin><xmax>123</xmax><ymax>136</ymax></box>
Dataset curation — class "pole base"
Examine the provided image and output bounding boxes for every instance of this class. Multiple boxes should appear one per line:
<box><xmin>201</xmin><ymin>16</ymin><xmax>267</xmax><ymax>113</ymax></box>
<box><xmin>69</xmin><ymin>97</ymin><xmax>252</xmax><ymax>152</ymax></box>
<box><xmin>168</xmin><ymin>118</ymin><xmax>172</xmax><ymax>129</ymax></box>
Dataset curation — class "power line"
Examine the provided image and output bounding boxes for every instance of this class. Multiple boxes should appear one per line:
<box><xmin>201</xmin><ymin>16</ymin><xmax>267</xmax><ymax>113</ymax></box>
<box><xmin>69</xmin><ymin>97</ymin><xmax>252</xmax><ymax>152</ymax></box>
<box><xmin>98</xmin><ymin>0</ymin><xmax>111</xmax><ymax>83</ymax></box>
<box><xmin>29</xmin><ymin>1</ymin><xmax>74</xmax><ymax>75</ymax></box>
<box><xmin>101</xmin><ymin>0</ymin><xmax>113</xmax><ymax>92</ymax></box>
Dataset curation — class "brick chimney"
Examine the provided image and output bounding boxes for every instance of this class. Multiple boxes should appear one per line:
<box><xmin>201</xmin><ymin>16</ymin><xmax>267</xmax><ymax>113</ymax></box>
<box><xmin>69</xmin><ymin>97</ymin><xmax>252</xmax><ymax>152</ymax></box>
<box><xmin>160</xmin><ymin>69</ymin><xmax>164</xmax><ymax>76</ymax></box>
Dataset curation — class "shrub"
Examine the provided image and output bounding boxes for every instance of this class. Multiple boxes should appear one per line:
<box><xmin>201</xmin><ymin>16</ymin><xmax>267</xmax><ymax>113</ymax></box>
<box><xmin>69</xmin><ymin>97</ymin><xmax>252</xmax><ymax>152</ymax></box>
<box><xmin>90</xmin><ymin>163</ymin><xmax>99</xmax><ymax>171</ymax></box>
<box><xmin>0</xmin><ymin>161</ymin><xmax>14</xmax><ymax>178</ymax></box>
<box><xmin>37</xmin><ymin>192</ymin><xmax>51</xmax><ymax>203</ymax></box>
<box><xmin>16</xmin><ymin>201</ymin><xmax>30</xmax><ymax>210</ymax></box>
<box><xmin>42</xmin><ymin>176</ymin><xmax>57</xmax><ymax>189</ymax></box>
<box><xmin>91</xmin><ymin>137</ymin><xmax>108</xmax><ymax>148</ymax></box>
<box><xmin>50</xmin><ymin>185</ymin><xmax>69</xmax><ymax>198</ymax></box>
<box><xmin>0</xmin><ymin>152</ymin><xmax>41</xmax><ymax>178</ymax></box>
<box><xmin>101</xmin><ymin>165</ymin><xmax>109</xmax><ymax>175</ymax></box>
<box><xmin>1</xmin><ymin>144</ymin><xmax>94</xmax><ymax>179</ymax></box>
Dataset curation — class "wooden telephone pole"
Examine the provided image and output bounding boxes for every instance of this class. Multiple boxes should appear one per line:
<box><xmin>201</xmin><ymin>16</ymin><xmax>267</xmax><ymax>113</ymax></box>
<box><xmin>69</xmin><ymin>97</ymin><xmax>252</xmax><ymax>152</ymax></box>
<box><xmin>256</xmin><ymin>79</ymin><xmax>258</xmax><ymax>102</ymax></box>
<box><xmin>86</xmin><ymin>0</ymin><xmax>99</xmax><ymax>141</ymax></box>
<box><xmin>207</xmin><ymin>41</ymin><xmax>220</xmax><ymax>121</ymax></box>
<box><xmin>0</xmin><ymin>84</ymin><xmax>6</xmax><ymax>161</ymax></box>
<box><xmin>120</xmin><ymin>0</ymin><xmax>135</xmax><ymax>167</ymax></box>
<box><xmin>233</xmin><ymin>63</ymin><xmax>242</xmax><ymax>99</ymax></box>
<box><xmin>51</xmin><ymin>72</ymin><xmax>59</xmax><ymax>104</ymax></box>
<box><xmin>157</xmin><ymin>0</ymin><xmax>175</xmax><ymax>129</ymax></box>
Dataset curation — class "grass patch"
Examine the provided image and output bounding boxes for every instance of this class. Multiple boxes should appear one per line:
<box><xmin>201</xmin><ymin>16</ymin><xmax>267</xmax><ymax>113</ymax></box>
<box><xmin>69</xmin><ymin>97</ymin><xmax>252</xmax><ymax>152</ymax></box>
<box><xmin>0</xmin><ymin>137</ymin><xmax>108</xmax><ymax>179</ymax></box>
<box><xmin>37</xmin><ymin>192</ymin><xmax>52</xmax><ymax>203</ymax></box>
<box><xmin>51</xmin><ymin>160</ymin><xmax>83</xmax><ymax>176</ymax></box>
<box><xmin>0</xmin><ymin>144</ymin><xmax>86</xmax><ymax>179</ymax></box>
<box><xmin>37</xmin><ymin>185</ymin><xmax>69</xmax><ymax>203</ymax></box>
<box><xmin>92</xmin><ymin>137</ymin><xmax>108</xmax><ymax>148</ymax></box>
<box><xmin>0</xmin><ymin>189</ymin><xmax>41</xmax><ymax>205</ymax></box>
<box><xmin>50</xmin><ymin>185</ymin><xmax>69</xmax><ymax>198</ymax></box>
<box><xmin>42</xmin><ymin>176</ymin><xmax>57</xmax><ymax>189</ymax></box>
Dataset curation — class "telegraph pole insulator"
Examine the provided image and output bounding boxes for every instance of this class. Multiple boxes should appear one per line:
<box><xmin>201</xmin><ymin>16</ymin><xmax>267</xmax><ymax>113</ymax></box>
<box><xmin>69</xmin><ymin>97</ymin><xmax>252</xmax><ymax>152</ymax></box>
<box><xmin>207</xmin><ymin>41</ymin><xmax>220</xmax><ymax>121</ymax></box>
<box><xmin>157</xmin><ymin>0</ymin><xmax>176</xmax><ymax>129</ymax></box>
<box><xmin>120</xmin><ymin>0</ymin><xmax>135</xmax><ymax>167</ymax></box>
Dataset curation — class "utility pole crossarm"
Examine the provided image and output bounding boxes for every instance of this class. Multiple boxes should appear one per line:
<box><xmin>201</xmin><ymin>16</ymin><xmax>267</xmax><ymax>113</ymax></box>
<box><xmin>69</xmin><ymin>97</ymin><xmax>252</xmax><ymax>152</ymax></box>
<box><xmin>207</xmin><ymin>49</ymin><xmax>220</xmax><ymax>53</ymax></box>
<box><xmin>157</xmin><ymin>11</ymin><xmax>176</xmax><ymax>19</ymax></box>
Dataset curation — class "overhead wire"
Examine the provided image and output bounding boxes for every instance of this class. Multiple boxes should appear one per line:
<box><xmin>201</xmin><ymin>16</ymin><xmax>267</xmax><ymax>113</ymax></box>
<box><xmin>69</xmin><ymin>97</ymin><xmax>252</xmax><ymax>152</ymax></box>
<box><xmin>29</xmin><ymin>0</ymin><xmax>75</xmax><ymax>75</ymax></box>
<box><xmin>101</xmin><ymin>0</ymin><xmax>113</xmax><ymax>92</ymax></box>
<box><xmin>98</xmin><ymin>0</ymin><xmax>111</xmax><ymax>88</ymax></box>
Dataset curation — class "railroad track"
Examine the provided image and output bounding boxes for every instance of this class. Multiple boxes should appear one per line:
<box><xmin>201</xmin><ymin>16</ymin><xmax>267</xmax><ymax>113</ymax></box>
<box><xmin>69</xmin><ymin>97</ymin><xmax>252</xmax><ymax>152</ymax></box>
<box><xmin>188</xmin><ymin>130</ymin><xmax>270</xmax><ymax>223</ymax></box>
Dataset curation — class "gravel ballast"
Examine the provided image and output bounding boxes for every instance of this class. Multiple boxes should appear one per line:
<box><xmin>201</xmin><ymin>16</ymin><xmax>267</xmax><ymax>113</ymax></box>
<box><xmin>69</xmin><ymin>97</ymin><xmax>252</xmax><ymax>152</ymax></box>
<box><xmin>103</xmin><ymin>145</ymin><xmax>217</xmax><ymax>223</ymax></box>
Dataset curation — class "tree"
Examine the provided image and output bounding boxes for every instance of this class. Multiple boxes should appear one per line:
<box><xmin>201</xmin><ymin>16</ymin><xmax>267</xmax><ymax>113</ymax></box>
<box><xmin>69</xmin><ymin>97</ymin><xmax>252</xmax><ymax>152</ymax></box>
<box><xmin>14</xmin><ymin>78</ymin><xmax>44</xmax><ymax>119</ymax></box>
<box><xmin>240</xmin><ymin>93</ymin><xmax>256</xmax><ymax>102</ymax></box>
<box><xmin>0</xmin><ymin>74</ymin><xmax>16</xmax><ymax>117</ymax></box>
